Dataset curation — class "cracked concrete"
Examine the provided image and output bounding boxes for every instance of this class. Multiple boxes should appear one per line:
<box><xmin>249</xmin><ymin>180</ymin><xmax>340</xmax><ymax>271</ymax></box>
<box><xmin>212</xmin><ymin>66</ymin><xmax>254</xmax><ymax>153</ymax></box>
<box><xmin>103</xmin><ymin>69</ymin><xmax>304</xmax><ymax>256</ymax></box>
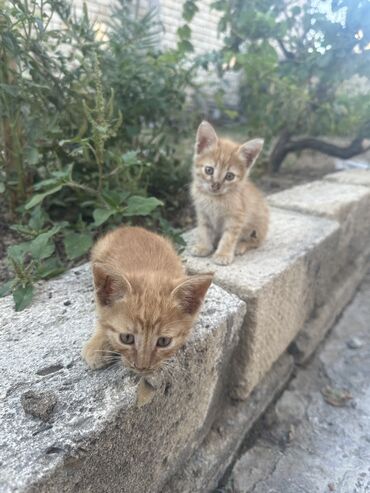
<box><xmin>228</xmin><ymin>265</ymin><xmax>370</xmax><ymax>493</ymax></box>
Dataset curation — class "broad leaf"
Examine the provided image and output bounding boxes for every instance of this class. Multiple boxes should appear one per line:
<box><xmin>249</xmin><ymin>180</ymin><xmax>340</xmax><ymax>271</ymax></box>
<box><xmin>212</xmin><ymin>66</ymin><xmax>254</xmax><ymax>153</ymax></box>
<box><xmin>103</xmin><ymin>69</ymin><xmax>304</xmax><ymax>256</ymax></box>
<box><xmin>25</xmin><ymin>185</ymin><xmax>63</xmax><ymax>210</ymax></box>
<box><xmin>64</xmin><ymin>232</ymin><xmax>93</xmax><ymax>260</ymax></box>
<box><xmin>29</xmin><ymin>234</ymin><xmax>55</xmax><ymax>260</ymax></box>
<box><xmin>123</xmin><ymin>196</ymin><xmax>163</xmax><ymax>217</ymax></box>
<box><xmin>0</xmin><ymin>280</ymin><xmax>14</xmax><ymax>298</ymax></box>
<box><xmin>13</xmin><ymin>284</ymin><xmax>34</xmax><ymax>311</ymax></box>
<box><xmin>93</xmin><ymin>208</ymin><xmax>116</xmax><ymax>227</ymax></box>
<box><xmin>37</xmin><ymin>258</ymin><xmax>65</xmax><ymax>279</ymax></box>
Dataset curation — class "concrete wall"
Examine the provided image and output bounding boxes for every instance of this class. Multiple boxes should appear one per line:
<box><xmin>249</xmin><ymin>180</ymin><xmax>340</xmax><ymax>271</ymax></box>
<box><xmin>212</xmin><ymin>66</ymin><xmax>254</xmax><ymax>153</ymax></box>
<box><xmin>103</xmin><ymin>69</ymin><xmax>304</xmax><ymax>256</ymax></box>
<box><xmin>1</xmin><ymin>170</ymin><xmax>370</xmax><ymax>492</ymax></box>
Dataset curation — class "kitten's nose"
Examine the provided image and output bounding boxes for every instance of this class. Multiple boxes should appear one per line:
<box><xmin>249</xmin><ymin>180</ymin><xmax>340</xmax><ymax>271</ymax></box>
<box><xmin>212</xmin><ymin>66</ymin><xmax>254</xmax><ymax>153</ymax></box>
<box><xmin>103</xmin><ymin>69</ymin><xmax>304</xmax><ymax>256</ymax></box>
<box><xmin>212</xmin><ymin>182</ymin><xmax>221</xmax><ymax>192</ymax></box>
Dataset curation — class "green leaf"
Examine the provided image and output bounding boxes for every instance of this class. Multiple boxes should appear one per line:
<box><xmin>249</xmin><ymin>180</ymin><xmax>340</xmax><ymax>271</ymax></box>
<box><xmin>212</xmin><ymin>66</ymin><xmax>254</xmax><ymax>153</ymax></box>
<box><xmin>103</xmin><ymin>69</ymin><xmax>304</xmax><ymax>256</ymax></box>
<box><xmin>26</xmin><ymin>148</ymin><xmax>41</xmax><ymax>165</ymax></box>
<box><xmin>29</xmin><ymin>234</ymin><xmax>55</xmax><ymax>260</ymax></box>
<box><xmin>177</xmin><ymin>40</ymin><xmax>194</xmax><ymax>53</ymax></box>
<box><xmin>177</xmin><ymin>24</ymin><xmax>191</xmax><ymax>41</ymax></box>
<box><xmin>123</xmin><ymin>196</ymin><xmax>163</xmax><ymax>217</ymax></box>
<box><xmin>0</xmin><ymin>279</ymin><xmax>14</xmax><ymax>298</ymax></box>
<box><xmin>29</xmin><ymin>206</ymin><xmax>49</xmax><ymax>231</ymax></box>
<box><xmin>0</xmin><ymin>183</ymin><xmax>5</xmax><ymax>194</ymax></box>
<box><xmin>8</xmin><ymin>242</ymin><xmax>30</xmax><ymax>262</ymax></box>
<box><xmin>25</xmin><ymin>185</ymin><xmax>63</xmax><ymax>210</ymax></box>
<box><xmin>37</xmin><ymin>258</ymin><xmax>65</xmax><ymax>279</ymax></box>
<box><xmin>13</xmin><ymin>284</ymin><xmax>34</xmax><ymax>311</ymax></box>
<box><xmin>183</xmin><ymin>0</ymin><xmax>199</xmax><ymax>22</ymax></box>
<box><xmin>122</xmin><ymin>151</ymin><xmax>139</xmax><ymax>166</ymax></box>
<box><xmin>64</xmin><ymin>232</ymin><xmax>93</xmax><ymax>260</ymax></box>
<box><xmin>93</xmin><ymin>208</ymin><xmax>116</xmax><ymax>227</ymax></box>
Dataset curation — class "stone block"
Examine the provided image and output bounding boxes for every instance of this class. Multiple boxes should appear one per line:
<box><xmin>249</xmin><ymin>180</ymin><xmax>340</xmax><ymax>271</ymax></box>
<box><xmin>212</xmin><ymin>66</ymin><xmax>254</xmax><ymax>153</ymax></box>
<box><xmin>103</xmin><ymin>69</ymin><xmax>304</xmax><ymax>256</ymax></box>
<box><xmin>324</xmin><ymin>169</ymin><xmax>370</xmax><ymax>187</ymax></box>
<box><xmin>183</xmin><ymin>207</ymin><xmax>339</xmax><ymax>398</ymax></box>
<box><xmin>0</xmin><ymin>265</ymin><xmax>245</xmax><ymax>493</ymax></box>
<box><xmin>163</xmin><ymin>354</ymin><xmax>294</xmax><ymax>493</ymax></box>
<box><xmin>268</xmin><ymin>180</ymin><xmax>370</xmax><ymax>266</ymax></box>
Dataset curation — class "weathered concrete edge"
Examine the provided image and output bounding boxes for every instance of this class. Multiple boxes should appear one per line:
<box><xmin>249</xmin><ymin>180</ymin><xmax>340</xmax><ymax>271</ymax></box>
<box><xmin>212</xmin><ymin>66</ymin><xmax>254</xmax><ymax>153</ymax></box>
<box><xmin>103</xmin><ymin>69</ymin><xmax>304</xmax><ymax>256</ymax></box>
<box><xmin>0</xmin><ymin>264</ymin><xmax>247</xmax><ymax>493</ymax></box>
<box><xmin>163</xmin><ymin>353</ymin><xmax>294</xmax><ymax>493</ymax></box>
<box><xmin>290</xmin><ymin>247</ymin><xmax>370</xmax><ymax>363</ymax></box>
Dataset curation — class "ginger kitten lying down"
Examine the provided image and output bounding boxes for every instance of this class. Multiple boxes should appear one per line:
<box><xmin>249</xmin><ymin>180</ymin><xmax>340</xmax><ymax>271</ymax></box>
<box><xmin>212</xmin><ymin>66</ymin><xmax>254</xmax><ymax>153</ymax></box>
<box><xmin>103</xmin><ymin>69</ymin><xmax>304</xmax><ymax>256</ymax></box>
<box><xmin>83</xmin><ymin>226</ymin><xmax>213</xmax><ymax>373</ymax></box>
<box><xmin>191</xmin><ymin>121</ymin><xmax>269</xmax><ymax>266</ymax></box>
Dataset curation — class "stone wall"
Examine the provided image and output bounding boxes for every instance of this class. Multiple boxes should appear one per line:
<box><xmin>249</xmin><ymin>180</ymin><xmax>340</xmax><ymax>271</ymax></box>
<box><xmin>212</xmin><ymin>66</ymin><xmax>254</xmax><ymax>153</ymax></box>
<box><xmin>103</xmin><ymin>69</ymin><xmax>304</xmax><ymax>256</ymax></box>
<box><xmin>1</xmin><ymin>170</ymin><xmax>370</xmax><ymax>492</ymax></box>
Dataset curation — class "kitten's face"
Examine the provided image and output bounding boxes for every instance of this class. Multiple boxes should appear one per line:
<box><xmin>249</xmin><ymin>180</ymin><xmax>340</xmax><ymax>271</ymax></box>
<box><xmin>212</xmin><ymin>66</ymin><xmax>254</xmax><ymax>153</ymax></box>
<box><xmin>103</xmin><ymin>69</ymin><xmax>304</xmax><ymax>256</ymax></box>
<box><xmin>93</xmin><ymin>266</ymin><xmax>212</xmax><ymax>374</ymax></box>
<box><xmin>193</xmin><ymin>121</ymin><xmax>263</xmax><ymax>196</ymax></box>
<box><xmin>194</xmin><ymin>150</ymin><xmax>246</xmax><ymax>196</ymax></box>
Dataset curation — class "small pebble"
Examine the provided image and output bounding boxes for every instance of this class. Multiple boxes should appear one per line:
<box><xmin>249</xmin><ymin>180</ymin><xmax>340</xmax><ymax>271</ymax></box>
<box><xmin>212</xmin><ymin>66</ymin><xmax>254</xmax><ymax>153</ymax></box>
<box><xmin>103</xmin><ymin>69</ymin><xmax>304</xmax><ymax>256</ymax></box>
<box><xmin>347</xmin><ymin>337</ymin><xmax>363</xmax><ymax>349</ymax></box>
<box><xmin>63</xmin><ymin>300</ymin><xmax>71</xmax><ymax>306</ymax></box>
<box><xmin>21</xmin><ymin>390</ymin><xmax>57</xmax><ymax>421</ymax></box>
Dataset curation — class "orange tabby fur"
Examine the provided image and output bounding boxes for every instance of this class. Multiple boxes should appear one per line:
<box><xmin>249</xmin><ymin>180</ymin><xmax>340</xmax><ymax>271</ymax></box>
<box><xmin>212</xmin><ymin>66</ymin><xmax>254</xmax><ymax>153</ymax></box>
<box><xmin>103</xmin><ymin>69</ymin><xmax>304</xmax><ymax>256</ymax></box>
<box><xmin>82</xmin><ymin>226</ymin><xmax>212</xmax><ymax>373</ymax></box>
<box><xmin>191</xmin><ymin>121</ymin><xmax>269</xmax><ymax>265</ymax></box>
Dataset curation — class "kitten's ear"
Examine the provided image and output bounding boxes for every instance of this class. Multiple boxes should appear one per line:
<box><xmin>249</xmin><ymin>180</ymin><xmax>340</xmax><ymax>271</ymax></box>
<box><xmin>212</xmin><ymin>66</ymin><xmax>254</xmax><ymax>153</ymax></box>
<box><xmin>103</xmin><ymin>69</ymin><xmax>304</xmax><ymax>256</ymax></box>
<box><xmin>92</xmin><ymin>262</ymin><xmax>132</xmax><ymax>306</ymax></box>
<box><xmin>172</xmin><ymin>273</ymin><xmax>213</xmax><ymax>316</ymax></box>
<box><xmin>238</xmin><ymin>138</ymin><xmax>264</xmax><ymax>172</ymax></box>
<box><xmin>195</xmin><ymin>121</ymin><xmax>218</xmax><ymax>155</ymax></box>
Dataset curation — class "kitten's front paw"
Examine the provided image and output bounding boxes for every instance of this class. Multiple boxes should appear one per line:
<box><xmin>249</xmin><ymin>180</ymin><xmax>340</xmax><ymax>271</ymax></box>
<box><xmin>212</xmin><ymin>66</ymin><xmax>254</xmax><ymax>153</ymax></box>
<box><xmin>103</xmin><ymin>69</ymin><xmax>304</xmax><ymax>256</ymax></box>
<box><xmin>235</xmin><ymin>241</ymin><xmax>248</xmax><ymax>256</ymax></box>
<box><xmin>190</xmin><ymin>244</ymin><xmax>213</xmax><ymax>257</ymax></box>
<box><xmin>212</xmin><ymin>251</ymin><xmax>234</xmax><ymax>266</ymax></box>
<box><xmin>82</xmin><ymin>341</ymin><xmax>110</xmax><ymax>370</ymax></box>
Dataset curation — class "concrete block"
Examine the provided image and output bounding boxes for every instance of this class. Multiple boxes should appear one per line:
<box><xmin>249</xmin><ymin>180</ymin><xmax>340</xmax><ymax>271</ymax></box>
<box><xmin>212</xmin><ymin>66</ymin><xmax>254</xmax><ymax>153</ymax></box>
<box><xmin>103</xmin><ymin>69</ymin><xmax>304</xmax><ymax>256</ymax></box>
<box><xmin>290</xmin><ymin>243</ymin><xmax>370</xmax><ymax>363</ymax></box>
<box><xmin>163</xmin><ymin>353</ymin><xmax>294</xmax><ymax>493</ymax></box>
<box><xmin>0</xmin><ymin>264</ymin><xmax>245</xmax><ymax>493</ymax></box>
<box><xmin>324</xmin><ymin>169</ymin><xmax>370</xmax><ymax>187</ymax></box>
<box><xmin>183</xmin><ymin>208</ymin><xmax>339</xmax><ymax>399</ymax></box>
<box><xmin>268</xmin><ymin>180</ymin><xmax>370</xmax><ymax>266</ymax></box>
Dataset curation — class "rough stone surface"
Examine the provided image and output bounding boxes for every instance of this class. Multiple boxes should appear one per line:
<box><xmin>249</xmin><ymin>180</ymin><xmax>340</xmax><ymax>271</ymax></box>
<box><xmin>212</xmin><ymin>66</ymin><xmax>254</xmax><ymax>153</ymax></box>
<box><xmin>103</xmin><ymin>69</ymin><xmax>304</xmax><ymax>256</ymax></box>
<box><xmin>324</xmin><ymin>169</ymin><xmax>370</xmax><ymax>187</ymax></box>
<box><xmin>268</xmin><ymin>179</ymin><xmax>370</xmax><ymax>221</ymax></box>
<box><xmin>0</xmin><ymin>264</ymin><xmax>246</xmax><ymax>493</ymax></box>
<box><xmin>229</xmin><ymin>266</ymin><xmax>370</xmax><ymax>493</ymax></box>
<box><xmin>21</xmin><ymin>390</ymin><xmax>58</xmax><ymax>422</ymax></box>
<box><xmin>290</xmin><ymin>249</ymin><xmax>370</xmax><ymax>362</ymax></box>
<box><xmin>163</xmin><ymin>354</ymin><xmax>294</xmax><ymax>493</ymax></box>
<box><xmin>268</xmin><ymin>180</ymin><xmax>370</xmax><ymax>268</ymax></box>
<box><xmin>183</xmin><ymin>207</ymin><xmax>339</xmax><ymax>398</ymax></box>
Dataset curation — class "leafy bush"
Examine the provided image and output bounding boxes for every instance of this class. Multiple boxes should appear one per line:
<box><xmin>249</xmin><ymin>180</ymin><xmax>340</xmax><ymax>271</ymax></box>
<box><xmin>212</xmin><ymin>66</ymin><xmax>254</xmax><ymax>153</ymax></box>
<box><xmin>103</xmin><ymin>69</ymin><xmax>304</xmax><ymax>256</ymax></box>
<box><xmin>206</xmin><ymin>0</ymin><xmax>370</xmax><ymax>171</ymax></box>
<box><xmin>0</xmin><ymin>0</ymin><xmax>192</xmax><ymax>310</ymax></box>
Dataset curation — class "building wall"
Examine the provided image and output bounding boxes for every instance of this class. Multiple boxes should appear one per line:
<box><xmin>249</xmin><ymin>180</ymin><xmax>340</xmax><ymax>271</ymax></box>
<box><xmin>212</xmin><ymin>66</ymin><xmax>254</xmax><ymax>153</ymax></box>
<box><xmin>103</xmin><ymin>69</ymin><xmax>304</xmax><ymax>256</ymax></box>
<box><xmin>67</xmin><ymin>0</ymin><xmax>240</xmax><ymax>110</ymax></box>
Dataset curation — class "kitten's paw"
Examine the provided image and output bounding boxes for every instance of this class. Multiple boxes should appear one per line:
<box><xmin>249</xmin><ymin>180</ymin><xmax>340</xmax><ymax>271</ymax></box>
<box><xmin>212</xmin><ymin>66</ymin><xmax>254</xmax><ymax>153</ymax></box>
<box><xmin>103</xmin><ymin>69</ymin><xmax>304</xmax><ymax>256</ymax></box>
<box><xmin>213</xmin><ymin>251</ymin><xmax>234</xmax><ymax>266</ymax></box>
<box><xmin>235</xmin><ymin>241</ymin><xmax>248</xmax><ymax>256</ymax></box>
<box><xmin>82</xmin><ymin>341</ymin><xmax>110</xmax><ymax>370</ymax></box>
<box><xmin>190</xmin><ymin>244</ymin><xmax>213</xmax><ymax>257</ymax></box>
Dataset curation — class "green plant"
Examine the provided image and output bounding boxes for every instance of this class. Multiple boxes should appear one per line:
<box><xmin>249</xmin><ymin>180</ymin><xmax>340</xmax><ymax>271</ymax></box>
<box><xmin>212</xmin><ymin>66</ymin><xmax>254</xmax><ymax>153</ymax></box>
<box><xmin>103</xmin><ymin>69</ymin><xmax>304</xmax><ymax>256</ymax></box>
<box><xmin>206</xmin><ymin>0</ymin><xmax>370</xmax><ymax>171</ymax></box>
<box><xmin>0</xmin><ymin>0</ymin><xmax>195</xmax><ymax>310</ymax></box>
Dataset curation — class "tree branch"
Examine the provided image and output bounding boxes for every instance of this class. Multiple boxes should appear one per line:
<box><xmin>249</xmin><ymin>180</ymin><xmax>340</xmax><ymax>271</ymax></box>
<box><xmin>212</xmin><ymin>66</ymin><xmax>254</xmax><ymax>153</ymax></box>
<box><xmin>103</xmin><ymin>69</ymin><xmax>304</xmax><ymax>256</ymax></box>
<box><xmin>270</xmin><ymin>134</ymin><xmax>370</xmax><ymax>173</ymax></box>
<box><xmin>286</xmin><ymin>136</ymin><xmax>370</xmax><ymax>158</ymax></box>
<box><xmin>277</xmin><ymin>39</ymin><xmax>295</xmax><ymax>60</ymax></box>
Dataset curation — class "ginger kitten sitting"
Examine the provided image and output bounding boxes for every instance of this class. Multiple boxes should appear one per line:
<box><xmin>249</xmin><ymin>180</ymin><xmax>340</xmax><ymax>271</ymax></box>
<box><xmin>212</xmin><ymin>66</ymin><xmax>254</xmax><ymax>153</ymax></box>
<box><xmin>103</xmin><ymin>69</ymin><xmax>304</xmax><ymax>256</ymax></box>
<box><xmin>191</xmin><ymin>121</ymin><xmax>269</xmax><ymax>266</ymax></box>
<box><xmin>83</xmin><ymin>226</ymin><xmax>212</xmax><ymax>373</ymax></box>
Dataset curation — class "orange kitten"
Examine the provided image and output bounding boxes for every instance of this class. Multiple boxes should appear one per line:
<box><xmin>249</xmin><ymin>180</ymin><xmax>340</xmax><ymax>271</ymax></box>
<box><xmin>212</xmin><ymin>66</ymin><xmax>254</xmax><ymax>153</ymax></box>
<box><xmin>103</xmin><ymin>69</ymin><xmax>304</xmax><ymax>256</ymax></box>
<box><xmin>190</xmin><ymin>121</ymin><xmax>269</xmax><ymax>265</ymax></box>
<box><xmin>82</xmin><ymin>226</ymin><xmax>212</xmax><ymax>373</ymax></box>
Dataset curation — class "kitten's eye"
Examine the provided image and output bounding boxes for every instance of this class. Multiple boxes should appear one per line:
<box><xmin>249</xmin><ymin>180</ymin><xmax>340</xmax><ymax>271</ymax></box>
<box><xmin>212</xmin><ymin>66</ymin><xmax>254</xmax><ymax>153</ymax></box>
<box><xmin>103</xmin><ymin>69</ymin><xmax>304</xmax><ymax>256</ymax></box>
<box><xmin>156</xmin><ymin>337</ymin><xmax>172</xmax><ymax>348</ymax></box>
<box><xmin>225</xmin><ymin>172</ymin><xmax>235</xmax><ymax>181</ymax></box>
<box><xmin>205</xmin><ymin>166</ymin><xmax>214</xmax><ymax>176</ymax></box>
<box><xmin>119</xmin><ymin>333</ymin><xmax>135</xmax><ymax>345</ymax></box>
